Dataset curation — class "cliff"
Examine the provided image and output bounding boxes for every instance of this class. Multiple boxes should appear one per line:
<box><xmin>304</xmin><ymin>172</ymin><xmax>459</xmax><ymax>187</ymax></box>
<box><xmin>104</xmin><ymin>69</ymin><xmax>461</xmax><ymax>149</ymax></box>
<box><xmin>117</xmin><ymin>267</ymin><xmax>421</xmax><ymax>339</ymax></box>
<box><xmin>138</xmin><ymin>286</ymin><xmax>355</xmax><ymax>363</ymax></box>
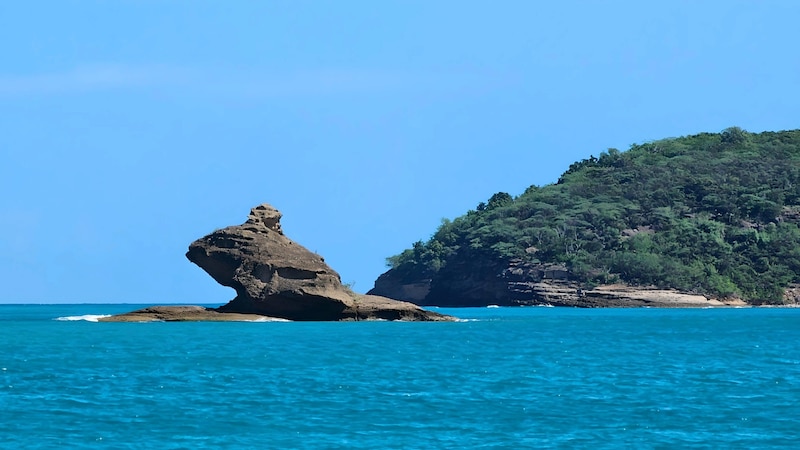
<box><xmin>368</xmin><ymin>259</ymin><xmax>748</xmax><ymax>307</ymax></box>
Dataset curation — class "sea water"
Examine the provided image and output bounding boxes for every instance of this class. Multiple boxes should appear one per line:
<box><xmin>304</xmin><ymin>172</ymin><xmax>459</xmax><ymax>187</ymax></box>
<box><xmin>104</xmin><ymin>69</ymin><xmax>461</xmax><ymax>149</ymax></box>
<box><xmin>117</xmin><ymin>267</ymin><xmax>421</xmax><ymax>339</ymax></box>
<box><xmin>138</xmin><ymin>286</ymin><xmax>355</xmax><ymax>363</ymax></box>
<box><xmin>1</xmin><ymin>305</ymin><xmax>798</xmax><ymax>449</ymax></box>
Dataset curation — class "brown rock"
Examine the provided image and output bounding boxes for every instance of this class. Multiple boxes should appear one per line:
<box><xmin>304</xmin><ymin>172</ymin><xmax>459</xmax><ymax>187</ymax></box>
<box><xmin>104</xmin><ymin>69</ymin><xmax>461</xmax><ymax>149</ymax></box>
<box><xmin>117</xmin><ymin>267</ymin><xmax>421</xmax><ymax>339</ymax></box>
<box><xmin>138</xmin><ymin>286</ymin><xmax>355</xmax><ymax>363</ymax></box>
<box><xmin>342</xmin><ymin>295</ymin><xmax>452</xmax><ymax>321</ymax></box>
<box><xmin>98</xmin><ymin>306</ymin><xmax>285</xmax><ymax>322</ymax></box>
<box><xmin>184</xmin><ymin>203</ymin><xmax>454</xmax><ymax>321</ymax></box>
<box><xmin>513</xmin><ymin>282</ymin><xmax>732</xmax><ymax>308</ymax></box>
<box><xmin>782</xmin><ymin>284</ymin><xmax>800</xmax><ymax>305</ymax></box>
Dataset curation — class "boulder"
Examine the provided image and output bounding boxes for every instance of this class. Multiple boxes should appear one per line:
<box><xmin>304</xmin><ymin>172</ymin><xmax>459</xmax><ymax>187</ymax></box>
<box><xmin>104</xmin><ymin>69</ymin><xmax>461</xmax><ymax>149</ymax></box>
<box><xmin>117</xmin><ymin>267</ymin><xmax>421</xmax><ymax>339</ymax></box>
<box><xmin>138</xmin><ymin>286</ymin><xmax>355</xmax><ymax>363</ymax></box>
<box><xmin>185</xmin><ymin>204</ymin><xmax>453</xmax><ymax>321</ymax></box>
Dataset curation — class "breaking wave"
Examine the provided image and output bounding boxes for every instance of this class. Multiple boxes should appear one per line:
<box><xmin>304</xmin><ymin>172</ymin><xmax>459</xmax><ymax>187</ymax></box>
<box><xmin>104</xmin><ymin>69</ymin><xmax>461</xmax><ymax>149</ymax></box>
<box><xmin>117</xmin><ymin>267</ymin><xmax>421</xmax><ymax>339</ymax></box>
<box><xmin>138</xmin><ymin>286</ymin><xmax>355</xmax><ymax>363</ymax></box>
<box><xmin>54</xmin><ymin>314</ymin><xmax>111</xmax><ymax>322</ymax></box>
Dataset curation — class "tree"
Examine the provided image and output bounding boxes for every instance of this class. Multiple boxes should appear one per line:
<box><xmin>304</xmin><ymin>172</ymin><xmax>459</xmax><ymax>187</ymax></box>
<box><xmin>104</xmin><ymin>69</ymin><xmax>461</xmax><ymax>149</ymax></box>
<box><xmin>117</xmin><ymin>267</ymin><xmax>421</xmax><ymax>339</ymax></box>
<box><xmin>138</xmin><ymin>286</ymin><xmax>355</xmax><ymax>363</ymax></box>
<box><xmin>486</xmin><ymin>192</ymin><xmax>513</xmax><ymax>210</ymax></box>
<box><xmin>721</xmin><ymin>126</ymin><xmax>748</xmax><ymax>145</ymax></box>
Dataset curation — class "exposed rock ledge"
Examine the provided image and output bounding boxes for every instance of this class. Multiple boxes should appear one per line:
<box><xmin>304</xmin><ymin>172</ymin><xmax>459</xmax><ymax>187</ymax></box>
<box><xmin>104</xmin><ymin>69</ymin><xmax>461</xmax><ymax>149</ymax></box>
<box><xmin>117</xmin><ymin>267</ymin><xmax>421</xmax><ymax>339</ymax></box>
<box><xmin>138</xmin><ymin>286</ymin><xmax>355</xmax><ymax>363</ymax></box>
<box><xmin>370</xmin><ymin>256</ymin><xmax>763</xmax><ymax>307</ymax></box>
<box><xmin>99</xmin><ymin>306</ymin><xmax>287</xmax><ymax>322</ymax></box>
<box><xmin>514</xmin><ymin>283</ymin><xmax>749</xmax><ymax>308</ymax></box>
<box><xmin>103</xmin><ymin>204</ymin><xmax>454</xmax><ymax>322</ymax></box>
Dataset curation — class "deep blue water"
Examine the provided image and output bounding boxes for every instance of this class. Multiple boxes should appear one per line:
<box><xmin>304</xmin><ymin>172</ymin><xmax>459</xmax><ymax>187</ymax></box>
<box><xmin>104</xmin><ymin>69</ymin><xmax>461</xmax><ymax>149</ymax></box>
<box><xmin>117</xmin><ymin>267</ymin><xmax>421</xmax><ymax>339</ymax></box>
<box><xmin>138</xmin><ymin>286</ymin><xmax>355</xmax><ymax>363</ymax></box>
<box><xmin>1</xmin><ymin>305</ymin><xmax>799</xmax><ymax>449</ymax></box>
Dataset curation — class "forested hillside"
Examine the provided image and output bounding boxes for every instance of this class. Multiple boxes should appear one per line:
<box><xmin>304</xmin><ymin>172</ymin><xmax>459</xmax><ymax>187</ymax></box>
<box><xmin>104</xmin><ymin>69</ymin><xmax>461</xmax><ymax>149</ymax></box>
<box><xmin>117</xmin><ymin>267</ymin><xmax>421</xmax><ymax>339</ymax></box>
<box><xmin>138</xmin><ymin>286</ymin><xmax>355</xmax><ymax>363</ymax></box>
<box><xmin>377</xmin><ymin>128</ymin><xmax>800</xmax><ymax>305</ymax></box>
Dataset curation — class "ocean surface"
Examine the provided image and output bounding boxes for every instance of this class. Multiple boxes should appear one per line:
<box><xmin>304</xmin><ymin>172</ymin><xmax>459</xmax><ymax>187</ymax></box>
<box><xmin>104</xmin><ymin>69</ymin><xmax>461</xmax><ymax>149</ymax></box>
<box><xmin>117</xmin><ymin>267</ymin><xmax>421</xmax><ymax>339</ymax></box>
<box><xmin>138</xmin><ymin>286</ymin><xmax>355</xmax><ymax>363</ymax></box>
<box><xmin>1</xmin><ymin>305</ymin><xmax>798</xmax><ymax>449</ymax></box>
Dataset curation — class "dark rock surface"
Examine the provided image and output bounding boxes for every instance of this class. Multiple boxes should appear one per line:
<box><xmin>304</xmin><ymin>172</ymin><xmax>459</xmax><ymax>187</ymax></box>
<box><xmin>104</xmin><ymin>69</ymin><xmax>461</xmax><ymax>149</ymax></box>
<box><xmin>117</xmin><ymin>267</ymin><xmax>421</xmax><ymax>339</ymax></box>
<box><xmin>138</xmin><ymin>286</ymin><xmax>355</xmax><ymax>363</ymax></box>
<box><xmin>341</xmin><ymin>294</ymin><xmax>452</xmax><ymax>321</ymax></box>
<box><xmin>370</xmin><ymin>259</ymin><xmax>565</xmax><ymax>307</ymax></box>
<box><xmin>98</xmin><ymin>306</ymin><xmax>285</xmax><ymax>322</ymax></box>
<box><xmin>370</xmin><ymin>259</ymin><xmax>746</xmax><ymax>308</ymax></box>
<box><xmin>368</xmin><ymin>270</ymin><xmax>431</xmax><ymax>304</ymax></box>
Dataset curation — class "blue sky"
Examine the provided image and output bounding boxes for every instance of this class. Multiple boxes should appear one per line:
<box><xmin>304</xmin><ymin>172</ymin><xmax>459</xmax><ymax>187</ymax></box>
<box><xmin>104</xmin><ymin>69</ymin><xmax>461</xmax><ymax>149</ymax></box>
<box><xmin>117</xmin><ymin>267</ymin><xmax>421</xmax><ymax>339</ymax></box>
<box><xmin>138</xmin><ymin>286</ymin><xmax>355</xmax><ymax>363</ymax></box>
<box><xmin>2</xmin><ymin>1</ymin><xmax>799</xmax><ymax>304</ymax></box>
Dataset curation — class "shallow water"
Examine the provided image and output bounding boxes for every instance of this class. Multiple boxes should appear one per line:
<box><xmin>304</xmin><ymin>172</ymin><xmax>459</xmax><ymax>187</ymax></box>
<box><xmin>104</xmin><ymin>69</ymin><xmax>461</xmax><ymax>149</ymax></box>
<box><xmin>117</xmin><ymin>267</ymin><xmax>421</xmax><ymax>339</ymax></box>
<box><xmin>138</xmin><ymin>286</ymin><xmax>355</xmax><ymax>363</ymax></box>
<box><xmin>1</xmin><ymin>305</ymin><xmax>799</xmax><ymax>448</ymax></box>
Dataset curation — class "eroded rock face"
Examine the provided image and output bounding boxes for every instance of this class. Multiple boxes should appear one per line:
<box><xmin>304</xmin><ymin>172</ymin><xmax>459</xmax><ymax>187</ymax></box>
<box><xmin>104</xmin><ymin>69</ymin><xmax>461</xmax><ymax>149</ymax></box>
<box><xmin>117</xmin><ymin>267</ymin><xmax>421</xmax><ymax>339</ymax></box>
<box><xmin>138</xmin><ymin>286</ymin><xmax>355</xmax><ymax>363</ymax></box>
<box><xmin>368</xmin><ymin>270</ymin><xmax>431</xmax><ymax>304</ymax></box>
<box><xmin>186</xmin><ymin>203</ymin><xmax>453</xmax><ymax>321</ymax></box>
<box><xmin>371</xmin><ymin>259</ymin><xmax>747</xmax><ymax>308</ymax></box>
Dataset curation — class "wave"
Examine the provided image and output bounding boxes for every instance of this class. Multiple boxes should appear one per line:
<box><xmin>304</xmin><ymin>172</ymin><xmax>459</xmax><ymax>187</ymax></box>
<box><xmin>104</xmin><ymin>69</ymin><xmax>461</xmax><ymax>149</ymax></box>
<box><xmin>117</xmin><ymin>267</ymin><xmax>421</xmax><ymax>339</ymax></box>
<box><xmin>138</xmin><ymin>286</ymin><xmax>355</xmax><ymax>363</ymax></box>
<box><xmin>54</xmin><ymin>314</ymin><xmax>111</xmax><ymax>322</ymax></box>
<box><xmin>248</xmin><ymin>317</ymin><xmax>291</xmax><ymax>322</ymax></box>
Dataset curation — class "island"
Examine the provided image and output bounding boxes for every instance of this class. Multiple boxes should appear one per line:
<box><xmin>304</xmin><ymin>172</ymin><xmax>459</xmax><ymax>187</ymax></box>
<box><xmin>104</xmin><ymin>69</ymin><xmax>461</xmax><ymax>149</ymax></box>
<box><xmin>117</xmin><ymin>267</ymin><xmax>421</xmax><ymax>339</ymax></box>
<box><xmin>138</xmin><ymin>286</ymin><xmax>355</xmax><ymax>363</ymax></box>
<box><xmin>102</xmin><ymin>204</ymin><xmax>455</xmax><ymax>322</ymax></box>
<box><xmin>369</xmin><ymin>128</ymin><xmax>800</xmax><ymax>308</ymax></box>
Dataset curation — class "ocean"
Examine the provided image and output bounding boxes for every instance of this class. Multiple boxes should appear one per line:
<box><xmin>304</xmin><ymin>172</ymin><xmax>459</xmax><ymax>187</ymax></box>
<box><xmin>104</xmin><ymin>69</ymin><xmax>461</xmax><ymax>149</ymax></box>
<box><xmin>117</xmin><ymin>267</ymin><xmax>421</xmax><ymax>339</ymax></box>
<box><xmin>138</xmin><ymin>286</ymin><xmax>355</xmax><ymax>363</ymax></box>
<box><xmin>1</xmin><ymin>305</ymin><xmax>798</xmax><ymax>449</ymax></box>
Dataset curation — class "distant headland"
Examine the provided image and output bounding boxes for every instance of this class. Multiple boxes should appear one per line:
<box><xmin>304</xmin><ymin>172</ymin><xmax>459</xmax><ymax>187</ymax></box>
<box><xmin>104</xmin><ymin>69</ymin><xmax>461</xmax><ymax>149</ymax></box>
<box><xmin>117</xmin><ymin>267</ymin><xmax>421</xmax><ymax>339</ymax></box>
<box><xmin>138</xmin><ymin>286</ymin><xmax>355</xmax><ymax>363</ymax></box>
<box><xmin>368</xmin><ymin>128</ymin><xmax>800</xmax><ymax>308</ymax></box>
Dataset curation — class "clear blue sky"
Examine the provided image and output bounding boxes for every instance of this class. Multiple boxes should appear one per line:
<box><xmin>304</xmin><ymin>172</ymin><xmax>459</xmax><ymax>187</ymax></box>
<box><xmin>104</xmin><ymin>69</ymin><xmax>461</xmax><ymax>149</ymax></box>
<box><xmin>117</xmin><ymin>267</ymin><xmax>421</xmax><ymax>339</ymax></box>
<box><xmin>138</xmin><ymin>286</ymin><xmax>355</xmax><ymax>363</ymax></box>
<box><xmin>2</xmin><ymin>1</ymin><xmax>799</xmax><ymax>304</ymax></box>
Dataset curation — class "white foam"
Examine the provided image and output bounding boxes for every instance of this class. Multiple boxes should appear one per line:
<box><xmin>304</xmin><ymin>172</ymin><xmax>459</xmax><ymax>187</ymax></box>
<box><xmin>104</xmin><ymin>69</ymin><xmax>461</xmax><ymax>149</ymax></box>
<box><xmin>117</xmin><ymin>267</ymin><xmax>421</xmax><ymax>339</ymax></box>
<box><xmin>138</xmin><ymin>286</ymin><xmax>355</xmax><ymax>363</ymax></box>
<box><xmin>248</xmin><ymin>317</ymin><xmax>291</xmax><ymax>322</ymax></box>
<box><xmin>487</xmin><ymin>305</ymin><xmax>500</xmax><ymax>308</ymax></box>
<box><xmin>54</xmin><ymin>315</ymin><xmax>111</xmax><ymax>322</ymax></box>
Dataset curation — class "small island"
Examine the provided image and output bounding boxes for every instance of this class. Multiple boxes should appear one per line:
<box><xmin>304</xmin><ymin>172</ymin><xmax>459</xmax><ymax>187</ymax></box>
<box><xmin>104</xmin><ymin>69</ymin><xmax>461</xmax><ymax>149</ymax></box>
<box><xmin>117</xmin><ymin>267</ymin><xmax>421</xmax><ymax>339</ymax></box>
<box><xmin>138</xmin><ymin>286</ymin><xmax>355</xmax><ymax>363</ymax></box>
<box><xmin>102</xmin><ymin>204</ymin><xmax>454</xmax><ymax>322</ymax></box>
<box><xmin>369</xmin><ymin>128</ymin><xmax>800</xmax><ymax>308</ymax></box>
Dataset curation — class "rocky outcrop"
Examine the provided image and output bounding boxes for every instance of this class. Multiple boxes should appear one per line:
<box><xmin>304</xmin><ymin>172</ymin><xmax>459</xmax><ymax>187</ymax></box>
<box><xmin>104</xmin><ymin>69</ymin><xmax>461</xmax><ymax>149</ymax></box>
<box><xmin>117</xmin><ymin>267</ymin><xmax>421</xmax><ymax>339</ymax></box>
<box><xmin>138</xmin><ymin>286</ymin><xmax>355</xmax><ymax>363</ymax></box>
<box><xmin>99</xmin><ymin>306</ymin><xmax>287</xmax><ymax>322</ymax></box>
<box><xmin>185</xmin><ymin>204</ymin><xmax>351</xmax><ymax>320</ymax></box>
<box><xmin>371</xmin><ymin>259</ymin><xmax>748</xmax><ymax>308</ymax></box>
<box><xmin>370</xmin><ymin>259</ymin><xmax>549</xmax><ymax>307</ymax></box>
<box><xmin>505</xmin><ymin>282</ymin><xmax>745</xmax><ymax>307</ymax></box>
<box><xmin>182</xmin><ymin>204</ymin><xmax>453</xmax><ymax>321</ymax></box>
<box><xmin>368</xmin><ymin>270</ymin><xmax>431</xmax><ymax>304</ymax></box>
<box><xmin>342</xmin><ymin>294</ymin><xmax>452</xmax><ymax>321</ymax></box>
<box><xmin>100</xmin><ymin>204</ymin><xmax>454</xmax><ymax>322</ymax></box>
<box><xmin>782</xmin><ymin>284</ymin><xmax>800</xmax><ymax>305</ymax></box>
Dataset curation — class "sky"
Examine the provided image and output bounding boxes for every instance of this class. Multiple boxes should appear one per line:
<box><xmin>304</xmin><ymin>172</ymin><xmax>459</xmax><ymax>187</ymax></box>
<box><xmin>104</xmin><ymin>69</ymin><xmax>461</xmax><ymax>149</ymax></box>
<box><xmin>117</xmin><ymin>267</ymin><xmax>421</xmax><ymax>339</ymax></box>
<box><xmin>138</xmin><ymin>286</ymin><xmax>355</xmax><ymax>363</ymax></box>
<box><xmin>1</xmin><ymin>1</ymin><xmax>799</xmax><ymax>304</ymax></box>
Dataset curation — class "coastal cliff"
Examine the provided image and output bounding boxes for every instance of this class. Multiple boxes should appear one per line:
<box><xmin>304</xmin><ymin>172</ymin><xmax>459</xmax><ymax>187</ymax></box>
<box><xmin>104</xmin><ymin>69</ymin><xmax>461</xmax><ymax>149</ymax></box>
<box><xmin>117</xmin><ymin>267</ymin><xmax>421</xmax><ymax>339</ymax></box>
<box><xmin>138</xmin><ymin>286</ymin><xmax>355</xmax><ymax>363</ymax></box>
<box><xmin>369</xmin><ymin>259</ymin><xmax>748</xmax><ymax>308</ymax></box>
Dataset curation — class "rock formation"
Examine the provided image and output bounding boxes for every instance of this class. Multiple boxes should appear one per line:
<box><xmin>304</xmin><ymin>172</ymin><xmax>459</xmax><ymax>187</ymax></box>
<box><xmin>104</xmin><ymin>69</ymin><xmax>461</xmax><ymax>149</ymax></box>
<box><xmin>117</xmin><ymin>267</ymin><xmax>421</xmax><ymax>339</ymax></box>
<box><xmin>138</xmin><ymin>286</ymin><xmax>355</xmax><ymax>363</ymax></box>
<box><xmin>98</xmin><ymin>306</ymin><xmax>287</xmax><ymax>322</ymax></box>
<box><xmin>183</xmin><ymin>204</ymin><xmax>453</xmax><ymax>321</ymax></box>
<box><xmin>369</xmin><ymin>259</ymin><xmax>748</xmax><ymax>308</ymax></box>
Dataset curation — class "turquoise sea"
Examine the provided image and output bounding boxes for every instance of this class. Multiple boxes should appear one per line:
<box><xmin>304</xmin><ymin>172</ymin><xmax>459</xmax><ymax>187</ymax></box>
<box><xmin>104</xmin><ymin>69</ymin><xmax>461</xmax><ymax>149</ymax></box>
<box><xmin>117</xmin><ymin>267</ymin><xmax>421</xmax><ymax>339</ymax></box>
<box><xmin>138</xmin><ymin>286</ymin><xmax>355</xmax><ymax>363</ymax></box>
<box><xmin>1</xmin><ymin>305</ymin><xmax>799</xmax><ymax>449</ymax></box>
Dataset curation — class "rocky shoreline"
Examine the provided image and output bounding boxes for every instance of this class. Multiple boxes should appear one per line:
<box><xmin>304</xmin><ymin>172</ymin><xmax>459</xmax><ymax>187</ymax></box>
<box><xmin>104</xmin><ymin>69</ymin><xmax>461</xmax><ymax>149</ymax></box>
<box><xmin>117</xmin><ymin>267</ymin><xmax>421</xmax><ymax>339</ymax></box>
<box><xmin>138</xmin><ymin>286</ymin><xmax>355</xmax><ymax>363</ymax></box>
<box><xmin>369</xmin><ymin>274</ymin><xmax>758</xmax><ymax>308</ymax></box>
<box><xmin>368</xmin><ymin>258</ymin><xmax>797</xmax><ymax>308</ymax></box>
<box><xmin>508</xmin><ymin>282</ymin><xmax>749</xmax><ymax>308</ymax></box>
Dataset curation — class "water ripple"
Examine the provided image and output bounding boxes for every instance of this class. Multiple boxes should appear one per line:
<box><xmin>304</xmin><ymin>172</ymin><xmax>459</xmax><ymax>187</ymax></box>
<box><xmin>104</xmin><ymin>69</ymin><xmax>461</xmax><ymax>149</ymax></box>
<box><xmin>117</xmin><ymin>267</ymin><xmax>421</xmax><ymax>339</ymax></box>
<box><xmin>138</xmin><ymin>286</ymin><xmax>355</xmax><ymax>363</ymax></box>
<box><xmin>1</xmin><ymin>306</ymin><xmax>799</xmax><ymax>448</ymax></box>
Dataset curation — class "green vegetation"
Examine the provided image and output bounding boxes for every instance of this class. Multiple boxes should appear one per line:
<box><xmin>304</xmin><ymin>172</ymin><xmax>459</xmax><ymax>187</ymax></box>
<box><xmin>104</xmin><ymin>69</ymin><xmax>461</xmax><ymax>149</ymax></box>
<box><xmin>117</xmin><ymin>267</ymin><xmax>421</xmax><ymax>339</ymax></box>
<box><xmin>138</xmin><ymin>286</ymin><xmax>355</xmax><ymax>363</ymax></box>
<box><xmin>387</xmin><ymin>128</ymin><xmax>800</xmax><ymax>304</ymax></box>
